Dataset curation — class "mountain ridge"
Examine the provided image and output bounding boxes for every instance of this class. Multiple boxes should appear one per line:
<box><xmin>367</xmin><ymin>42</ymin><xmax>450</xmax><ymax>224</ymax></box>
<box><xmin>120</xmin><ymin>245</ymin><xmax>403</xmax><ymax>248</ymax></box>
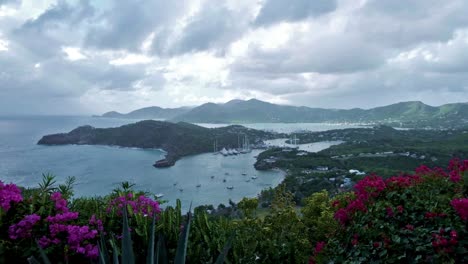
<box><xmin>97</xmin><ymin>99</ymin><xmax>468</xmax><ymax>128</ymax></box>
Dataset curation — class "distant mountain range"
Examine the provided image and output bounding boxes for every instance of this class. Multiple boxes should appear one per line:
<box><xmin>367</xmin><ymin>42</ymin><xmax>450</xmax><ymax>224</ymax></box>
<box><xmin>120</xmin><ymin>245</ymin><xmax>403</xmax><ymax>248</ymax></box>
<box><xmin>97</xmin><ymin>99</ymin><xmax>468</xmax><ymax>128</ymax></box>
<box><xmin>99</xmin><ymin>106</ymin><xmax>192</xmax><ymax>120</ymax></box>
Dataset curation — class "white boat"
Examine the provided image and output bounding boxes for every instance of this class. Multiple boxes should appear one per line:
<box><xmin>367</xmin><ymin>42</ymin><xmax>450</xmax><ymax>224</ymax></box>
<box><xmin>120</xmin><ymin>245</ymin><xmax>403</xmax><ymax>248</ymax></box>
<box><xmin>155</xmin><ymin>193</ymin><xmax>164</xmax><ymax>198</ymax></box>
<box><xmin>220</xmin><ymin>148</ymin><xmax>229</xmax><ymax>156</ymax></box>
<box><xmin>251</xmin><ymin>176</ymin><xmax>258</xmax><ymax>179</ymax></box>
<box><xmin>226</xmin><ymin>186</ymin><xmax>234</xmax><ymax>190</ymax></box>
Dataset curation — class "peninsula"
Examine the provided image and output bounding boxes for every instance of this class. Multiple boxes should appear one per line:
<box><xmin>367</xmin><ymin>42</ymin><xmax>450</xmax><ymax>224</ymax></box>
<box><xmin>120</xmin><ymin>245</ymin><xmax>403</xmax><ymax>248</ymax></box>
<box><xmin>37</xmin><ymin>120</ymin><xmax>282</xmax><ymax>167</ymax></box>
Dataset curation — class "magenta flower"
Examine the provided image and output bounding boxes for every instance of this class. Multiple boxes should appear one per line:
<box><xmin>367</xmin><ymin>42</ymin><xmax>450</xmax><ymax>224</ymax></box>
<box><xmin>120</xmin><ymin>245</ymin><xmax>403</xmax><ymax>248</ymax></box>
<box><xmin>451</xmin><ymin>198</ymin><xmax>468</xmax><ymax>221</ymax></box>
<box><xmin>50</xmin><ymin>192</ymin><xmax>69</xmax><ymax>213</ymax></box>
<box><xmin>0</xmin><ymin>181</ymin><xmax>23</xmax><ymax>212</ymax></box>
<box><xmin>8</xmin><ymin>214</ymin><xmax>41</xmax><ymax>239</ymax></box>
<box><xmin>107</xmin><ymin>193</ymin><xmax>161</xmax><ymax>216</ymax></box>
<box><xmin>314</xmin><ymin>241</ymin><xmax>326</xmax><ymax>254</ymax></box>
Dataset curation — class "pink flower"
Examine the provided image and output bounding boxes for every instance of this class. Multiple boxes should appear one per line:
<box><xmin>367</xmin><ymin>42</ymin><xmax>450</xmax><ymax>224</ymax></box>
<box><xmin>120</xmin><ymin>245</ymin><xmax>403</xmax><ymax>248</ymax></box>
<box><xmin>451</xmin><ymin>198</ymin><xmax>468</xmax><ymax>221</ymax></box>
<box><xmin>354</xmin><ymin>175</ymin><xmax>386</xmax><ymax>201</ymax></box>
<box><xmin>0</xmin><ymin>181</ymin><xmax>23</xmax><ymax>212</ymax></box>
<box><xmin>107</xmin><ymin>193</ymin><xmax>161</xmax><ymax>217</ymax></box>
<box><xmin>50</xmin><ymin>192</ymin><xmax>69</xmax><ymax>213</ymax></box>
<box><xmin>46</xmin><ymin>212</ymin><xmax>79</xmax><ymax>223</ymax></box>
<box><xmin>449</xmin><ymin>170</ymin><xmax>461</xmax><ymax>183</ymax></box>
<box><xmin>386</xmin><ymin>207</ymin><xmax>394</xmax><ymax>217</ymax></box>
<box><xmin>314</xmin><ymin>241</ymin><xmax>326</xmax><ymax>254</ymax></box>
<box><xmin>8</xmin><ymin>214</ymin><xmax>41</xmax><ymax>239</ymax></box>
<box><xmin>334</xmin><ymin>208</ymin><xmax>349</xmax><ymax>225</ymax></box>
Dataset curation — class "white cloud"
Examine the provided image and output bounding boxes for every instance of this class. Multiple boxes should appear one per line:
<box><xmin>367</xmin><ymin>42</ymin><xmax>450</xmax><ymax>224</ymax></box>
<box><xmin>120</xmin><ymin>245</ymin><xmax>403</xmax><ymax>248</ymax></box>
<box><xmin>109</xmin><ymin>53</ymin><xmax>153</xmax><ymax>66</ymax></box>
<box><xmin>0</xmin><ymin>38</ymin><xmax>8</xmax><ymax>51</ymax></box>
<box><xmin>62</xmin><ymin>47</ymin><xmax>87</xmax><ymax>61</ymax></box>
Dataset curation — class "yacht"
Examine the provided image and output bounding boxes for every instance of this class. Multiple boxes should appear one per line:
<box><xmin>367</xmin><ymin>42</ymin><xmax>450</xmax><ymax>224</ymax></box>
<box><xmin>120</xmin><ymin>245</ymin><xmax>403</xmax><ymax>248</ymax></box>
<box><xmin>220</xmin><ymin>148</ymin><xmax>229</xmax><ymax>156</ymax></box>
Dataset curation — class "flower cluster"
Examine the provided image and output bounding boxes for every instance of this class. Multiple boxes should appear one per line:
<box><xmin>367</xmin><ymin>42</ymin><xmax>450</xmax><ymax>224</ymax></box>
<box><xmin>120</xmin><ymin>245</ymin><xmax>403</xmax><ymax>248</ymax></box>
<box><xmin>334</xmin><ymin>175</ymin><xmax>386</xmax><ymax>225</ymax></box>
<box><xmin>8</xmin><ymin>214</ymin><xmax>41</xmax><ymax>239</ymax></box>
<box><xmin>385</xmin><ymin>174</ymin><xmax>422</xmax><ymax>189</ymax></box>
<box><xmin>432</xmin><ymin>229</ymin><xmax>458</xmax><ymax>253</ymax></box>
<box><xmin>11</xmin><ymin>192</ymin><xmax>100</xmax><ymax>259</ymax></box>
<box><xmin>354</xmin><ymin>174</ymin><xmax>386</xmax><ymax>200</ymax></box>
<box><xmin>89</xmin><ymin>214</ymin><xmax>104</xmax><ymax>232</ymax></box>
<box><xmin>46</xmin><ymin>212</ymin><xmax>79</xmax><ymax>223</ymax></box>
<box><xmin>40</xmin><ymin>211</ymin><xmax>98</xmax><ymax>258</ymax></box>
<box><xmin>450</xmin><ymin>198</ymin><xmax>468</xmax><ymax>221</ymax></box>
<box><xmin>107</xmin><ymin>193</ymin><xmax>161</xmax><ymax>216</ymax></box>
<box><xmin>0</xmin><ymin>181</ymin><xmax>23</xmax><ymax>212</ymax></box>
<box><xmin>50</xmin><ymin>192</ymin><xmax>68</xmax><ymax>212</ymax></box>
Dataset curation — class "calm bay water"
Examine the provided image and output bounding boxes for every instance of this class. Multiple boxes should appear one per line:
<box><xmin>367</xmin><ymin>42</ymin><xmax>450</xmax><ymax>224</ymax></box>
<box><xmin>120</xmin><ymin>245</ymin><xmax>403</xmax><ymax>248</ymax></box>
<box><xmin>0</xmin><ymin>116</ymin><xmax>350</xmax><ymax>210</ymax></box>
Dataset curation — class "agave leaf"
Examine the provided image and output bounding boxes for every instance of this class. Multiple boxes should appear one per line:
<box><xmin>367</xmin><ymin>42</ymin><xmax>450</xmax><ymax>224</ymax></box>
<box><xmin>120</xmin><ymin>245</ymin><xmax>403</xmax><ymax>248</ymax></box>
<box><xmin>146</xmin><ymin>211</ymin><xmax>157</xmax><ymax>264</ymax></box>
<box><xmin>98</xmin><ymin>232</ymin><xmax>110</xmax><ymax>264</ymax></box>
<box><xmin>214</xmin><ymin>233</ymin><xmax>235</xmax><ymax>264</ymax></box>
<box><xmin>110</xmin><ymin>237</ymin><xmax>120</xmax><ymax>264</ymax></box>
<box><xmin>174</xmin><ymin>202</ymin><xmax>192</xmax><ymax>264</ymax></box>
<box><xmin>35</xmin><ymin>240</ymin><xmax>52</xmax><ymax>264</ymax></box>
<box><xmin>122</xmin><ymin>206</ymin><xmax>135</xmax><ymax>264</ymax></box>
<box><xmin>156</xmin><ymin>234</ymin><xmax>168</xmax><ymax>264</ymax></box>
<box><xmin>27</xmin><ymin>256</ymin><xmax>41</xmax><ymax>264</ymax></box>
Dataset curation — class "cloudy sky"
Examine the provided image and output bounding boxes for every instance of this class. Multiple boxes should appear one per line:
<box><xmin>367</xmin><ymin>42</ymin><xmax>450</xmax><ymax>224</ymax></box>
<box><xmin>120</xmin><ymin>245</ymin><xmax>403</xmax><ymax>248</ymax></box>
<box><xmin>1</xmin><ymin>0</ymin><xmax>468</xmax><ymax>115</ymax></box>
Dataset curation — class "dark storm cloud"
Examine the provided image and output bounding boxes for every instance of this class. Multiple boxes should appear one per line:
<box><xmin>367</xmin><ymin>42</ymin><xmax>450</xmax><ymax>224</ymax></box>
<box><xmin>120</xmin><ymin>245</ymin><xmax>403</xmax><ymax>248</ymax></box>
<box><xmin>255</xmin><ymin>0</ymin><xmax>337</xmax><ymax>25</ymax></box>
<box><xmin>85</xmin><ymin>0</ymin><xmax>189</xmax><ymax>52</ymax></box>
<box><xmin>355</xmin><ymin>0</ymin><xmax>468</xmax><ymax>48</ymax></box>
<box><xmin>168</xmin><ymin>4</ymin><xmax>249</xmax><ymax>55</ymax></box>
<box><xmin>232</xmin><ymin>33</ymin><xmax>384</xmax><ymax>75</ymax></box>
<box><xmin>10</xmin><ymin>0</ymin><xmax>94</xmax><ymax>59</ymax></box>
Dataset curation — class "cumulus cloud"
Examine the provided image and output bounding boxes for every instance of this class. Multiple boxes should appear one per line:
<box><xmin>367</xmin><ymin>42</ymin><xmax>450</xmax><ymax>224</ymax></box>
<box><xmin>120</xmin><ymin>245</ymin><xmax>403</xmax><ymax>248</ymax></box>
<box><xmin>0</xmin><ymin>0</ymin><xmax>468</xmax><ymax>115</ymax></box>
<box><xmin>255</xmin><ymin>0</ymin><xmax>337</xmax><ymax>25</ymax></box>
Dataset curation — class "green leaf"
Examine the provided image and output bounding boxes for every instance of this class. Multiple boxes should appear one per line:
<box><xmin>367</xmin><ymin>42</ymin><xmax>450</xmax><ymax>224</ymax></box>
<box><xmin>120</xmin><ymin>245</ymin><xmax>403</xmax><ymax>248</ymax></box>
<box><xmin>110</xmin><ymin>236</ymin><xmax>120</xmax><ymax>264</ymax></box>
<box><xmin>27</xmin><ymin>256</ymin><xmax>41</xmax><ymax>264</ymax></box>
<box><xmin>122</xmin><ymin>206</ymin><xmax>135</xmax><ymax>264</ymax></box>
<box><xmin>214</xmin><ymin>233</ymin><xmax>235</xmax><ymax>264</ymax></box>
<box><xmin>147</xmin><ymin>211</ymin><xmax>157</xmax><ymax>264</ymax></box>
<box><xmin>174</xmin><ymin>203</ymin><xmax>192</xmax><ymax>264</ymax></box>
<box><xmin>156</xmin><ymin>234</ymin><xmax>168</xmax><ymax>264</ymax></box>
<box><xmin>99</xmin><ymin>233</ymin><xmax>110</xmax><ymax>264</ymax></box>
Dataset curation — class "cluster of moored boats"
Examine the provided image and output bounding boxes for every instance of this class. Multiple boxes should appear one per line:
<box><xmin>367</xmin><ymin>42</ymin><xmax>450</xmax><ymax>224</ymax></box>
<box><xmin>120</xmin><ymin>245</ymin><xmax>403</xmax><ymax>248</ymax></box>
<box><xmin>162</xmin><ymin>172</ymin><xmax>259</xmax><ymax>195</ymax></box>
<box><xmin>218</xmin><ymin>147</ymin><xmax>251</xmax><ymax>156</ymax></box>
<box><xmin>214</xmin><ymin>135</ymin><xmax>253</xmax><ymax>156</ymax></box>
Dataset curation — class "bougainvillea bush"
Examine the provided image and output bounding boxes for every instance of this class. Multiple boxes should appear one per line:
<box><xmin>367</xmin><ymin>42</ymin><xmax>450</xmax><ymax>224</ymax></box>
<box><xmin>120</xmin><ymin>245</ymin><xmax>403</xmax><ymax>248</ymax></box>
<box><xmin>0</xmin><ymin>176</ymin><xmax>161</xmax><ymax>263</ymax></box>
<box><xmin>314</xmin><ymin>159</ymin><xmax>468</xmax><ymax>263</ymax></box>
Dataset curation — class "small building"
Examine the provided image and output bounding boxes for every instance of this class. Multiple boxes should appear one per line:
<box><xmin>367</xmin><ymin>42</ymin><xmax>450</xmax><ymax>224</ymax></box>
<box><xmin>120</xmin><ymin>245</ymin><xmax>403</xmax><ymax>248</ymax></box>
<box><xmin>349</xmin><ymin>169</ymin><xmax>366</xmax><ymax>175</ymax></box>
<box><xmin>316</xmin><ymin>166</ymin><xmax>329</xmax><ymax>171</ymax></box>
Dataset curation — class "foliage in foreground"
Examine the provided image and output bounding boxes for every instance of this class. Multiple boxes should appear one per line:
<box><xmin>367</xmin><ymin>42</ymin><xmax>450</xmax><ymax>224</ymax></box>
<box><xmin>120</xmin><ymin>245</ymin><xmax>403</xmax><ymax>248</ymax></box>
<box><xmin>312</xmin><ymin>158</ymin><xmax>468</xmax><ymax>263</ymax></box>
<box><xmin>0</xmin><ymin>159</ymin><xmax>467</xmax><ymax>263</ymax></box>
